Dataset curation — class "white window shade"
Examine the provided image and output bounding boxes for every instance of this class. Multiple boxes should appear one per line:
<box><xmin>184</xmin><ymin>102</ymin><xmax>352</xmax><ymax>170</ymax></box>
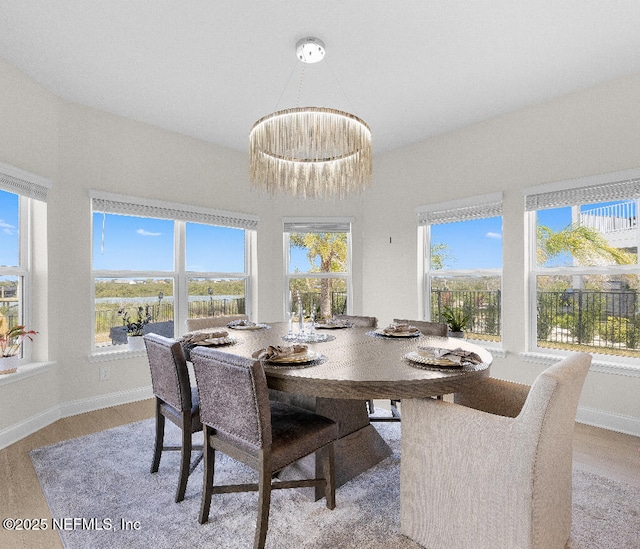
<box><xmin>0</xmin><ymin>162</ymin><xmax>50</xmax><ymax>202</ymax></box>
<box><xmin>525</xmin><ymin>178</ymin><xmax>640</xmax><ymax>211</ymax></box>
<box><xmin>417</xmin><ymin>192</ymin><xmax>502</xmax><ymax>225</ymax></box>
<box><xmin>91</xmin><ymin>191</ymin><xmax>258</xmax><ymax>230</ymax></box>
<box><xmin>283</xmin><ymin>218</ymin><xmax>352</xmax><ymax>233</ymax></box>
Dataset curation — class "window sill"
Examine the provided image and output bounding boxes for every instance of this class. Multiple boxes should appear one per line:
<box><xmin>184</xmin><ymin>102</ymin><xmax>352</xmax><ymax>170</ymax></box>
<box><xmin>0</xmin><ymin>361</ymin><xmax>55</xmax><ymax>386</ymax></box>
<box><xmin>89</xmin><ymin>349</ymin><xmax>147</xmax><ymax>363</ymax></box>
<box><xmin>463</xmin><ymin>339</ymin><xmax>507</xmax><ymax>359</ymax></box>
<box><xmin>520</xmin><ymin>351</ymin><xmax>640</xmax><ymax>378</ymax></box>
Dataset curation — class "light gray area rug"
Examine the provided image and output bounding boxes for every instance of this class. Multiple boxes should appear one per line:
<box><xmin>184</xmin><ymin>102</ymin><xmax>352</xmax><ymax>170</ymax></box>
<box><xmin>30</xmin><ymin>418</ymin><xmax>638</xmax><ymax>549</ymax></box>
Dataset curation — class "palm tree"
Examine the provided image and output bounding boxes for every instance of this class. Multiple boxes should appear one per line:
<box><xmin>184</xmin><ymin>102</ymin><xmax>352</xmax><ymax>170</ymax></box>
<box><xmin>290</xmin><ymin>232</ymin><xmax>348</xmax><ymax>318</ymax></box>
<box><xmin>537</xmin><ymin>224</ymin><xmax>635</xmax><ymax>266</ymax></box>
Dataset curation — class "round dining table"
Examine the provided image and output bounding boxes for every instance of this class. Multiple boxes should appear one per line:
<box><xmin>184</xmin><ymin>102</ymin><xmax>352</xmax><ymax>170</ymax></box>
<box><xmin>188</xmin><ymin>321</ymin><xmax>493</xmax><ymax>496</ymax></box>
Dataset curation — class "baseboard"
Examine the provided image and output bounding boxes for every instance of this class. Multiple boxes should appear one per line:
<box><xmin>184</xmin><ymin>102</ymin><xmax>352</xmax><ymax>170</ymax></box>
<box><xmin>0</xmin><ymin>385</ymin><xmax>153</xmax><ymax>451</ymax></box>
<box><xmin>0</xmin><ymin>405</ymin><xmax>63</xmax><ymax>450</ymax></box>
<box><xmin>58</xmin><ymin>385</ymin><xmax>153</xmax><ymax>418</ymax></box>
<box><xmin>576</xmin><ymin>406</ymin><xmax>640</xmax><ymax>437</ymax></box>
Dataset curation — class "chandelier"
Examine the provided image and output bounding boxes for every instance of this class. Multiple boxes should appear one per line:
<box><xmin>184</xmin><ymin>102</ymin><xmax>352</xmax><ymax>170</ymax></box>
<box><xmin>249</xmin><ymin>38</ymin><xmax>372</xmax><ymax>199</ymax></box>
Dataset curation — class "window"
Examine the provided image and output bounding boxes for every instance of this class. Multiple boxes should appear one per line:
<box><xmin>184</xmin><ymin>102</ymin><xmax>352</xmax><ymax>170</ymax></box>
<box><xmin>526</xmin><ymin>175</ymin><xmax>639</xmax><ymax>359</ymax></box>
<box><xmin>0</xmin><ymin>162</ymin><xmax>49</xmax><ymax>361</ymax></box>
<box><xmin>418</xmin><ymin>193</ymin><xmax>503</xmax><ymax>342</ymax></box>
<box><xmin>283</xmin><ymin>219</ymin><xmax>352</xmax><ymax>320</ymax></box>
<box><xmin>92</xmin><ymin>192</ymin><xmax>257</xmax><ymax>350</ymax></box>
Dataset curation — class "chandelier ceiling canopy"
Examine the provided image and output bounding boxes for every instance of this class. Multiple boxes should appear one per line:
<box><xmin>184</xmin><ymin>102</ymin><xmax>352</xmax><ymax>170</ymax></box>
<box><xmin>249</xmin><ymin>38</ymin><xmax>372</xmax><ymax>199</ymax></box>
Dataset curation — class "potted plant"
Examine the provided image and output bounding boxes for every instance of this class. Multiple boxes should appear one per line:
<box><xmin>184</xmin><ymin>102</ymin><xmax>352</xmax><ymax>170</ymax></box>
<box><xmin>118</xmin><ymin>306</ymin><xmax>151</xmax><ymax>351</ymax></box>
<box><xmin>0</xmin><ymin>325</ymin><xmax>38</xmax><ymax>374</ymax></box>
<box><xmin>441</xmin><ymin>306</ymin><xmax>470</xmax><ymax>338</ymax></box>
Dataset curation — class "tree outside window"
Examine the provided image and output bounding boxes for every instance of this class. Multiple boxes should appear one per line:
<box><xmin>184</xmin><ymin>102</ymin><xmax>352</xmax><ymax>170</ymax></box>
<box><xmin>285</xmin><ymin>221</ymin><xmax>351</xmax><ymax>320</ymax></box>
<box><xmin>532</xmin><ymin>199</ymin><xmax>639</xmax><ymax>358</ymax></box>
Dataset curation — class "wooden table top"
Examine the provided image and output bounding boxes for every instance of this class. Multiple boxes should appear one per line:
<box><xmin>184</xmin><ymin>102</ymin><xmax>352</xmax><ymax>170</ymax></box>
<box><xmin>199</xmin><ymin>322</ymin><xmax>492</xmax><ymax>400</ymax></box>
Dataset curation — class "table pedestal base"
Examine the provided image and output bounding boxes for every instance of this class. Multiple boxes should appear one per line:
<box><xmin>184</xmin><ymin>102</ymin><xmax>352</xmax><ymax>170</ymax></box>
<box><xmin>270</xmin><ymin>390</ymin><xmax>393</xmax><ymax>499</ymax></box>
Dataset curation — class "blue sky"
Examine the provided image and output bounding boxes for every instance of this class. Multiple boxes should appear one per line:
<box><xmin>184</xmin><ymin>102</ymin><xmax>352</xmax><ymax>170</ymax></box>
<box><xmin>431</xmin><ymin>216</ymin><xmax>503</xmax><ymax>270</ymax></box>
<box><xmin>0</xmin><ymin>190</ymin><xmax>18</xmax><ymax>267</ymax></box>
<box><xmin>5</xmin><ymin>193</ymin><xmax>633</xmax><ymax>273</ymax></box>
<box><xmin>92</xmin><ymin>214</ymin><xmax>246</xmax><ymax>272</ymax></box>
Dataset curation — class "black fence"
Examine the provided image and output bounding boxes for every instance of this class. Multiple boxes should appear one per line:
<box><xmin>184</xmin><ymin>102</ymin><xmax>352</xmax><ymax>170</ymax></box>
<box><xmin>96</xmin><ymin>297</ymin><xmax>246</xmax><ymax>345</ymax></box>
<box><xmin>292</xmin><ymin>291</ymin><xmax>347</xmax><ymax>317</ymax></box>
<box><xmin>537</xmin><ymin>289</ymin><xmax>639</xmax><ymax>350</ymax></box>
<box><xmin>431</xmin><ymin>289</ymin><xmax>501</xmax><ymax>338</ymax></box>
<box><xmin>432</xmin><ymin>287</ymin><xmax>640</xmax><ymax>352</ymax></box>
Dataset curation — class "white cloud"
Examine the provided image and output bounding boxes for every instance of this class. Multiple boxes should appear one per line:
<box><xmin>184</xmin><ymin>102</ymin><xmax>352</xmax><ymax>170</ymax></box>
<box><xmin>485</xmin><ymin>232</ymin><xmax>502</xmax><ymax>239</ymax></box>
<box><xmin>0</xmin><ymin>219</ymin><xmax>15</xmax><ymax>235</ymax></box>
<box><xmin>136</xmin><ymin>229</ymin><xmax>161</xmax><ymax>237</ymax></box>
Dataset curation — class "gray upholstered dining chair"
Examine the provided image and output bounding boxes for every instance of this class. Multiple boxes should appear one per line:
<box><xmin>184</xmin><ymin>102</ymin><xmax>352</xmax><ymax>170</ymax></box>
<box><xmin>378</xmin><ymin>319</ymin><xmax>448</xmax><ymax>420</ymax></box>
<box><xmin>400</xmin><ymin>352</ymin><xmax>592</xmax><ymax>549</ymax></box>
<box><xmin>332</xmin><ymin>314</ymin><xmax>382</xmax><ymax>419</ymax></box>
<box><xmin>185</xmin><ymin>314</ymin><xmax>248</xmax><ymax>332</ymax></box>
<box><xmin>393</xmin><ymin>318</ymin><xmax>447</xmax><ymax>337</ymax></box>
<box><xmin>143</xmin><ymin>333</ymin><xmax>203</xmax><ymax>503</ymax></box>
<box><xmin>334</xmin><ymin>313</ymin><xmax>378</xmax><ymax>328</ymax></box>
<box><xmin>190</xmin><ymin>347</ymin><xmax>338</xmax><ymax>549</ymax></box>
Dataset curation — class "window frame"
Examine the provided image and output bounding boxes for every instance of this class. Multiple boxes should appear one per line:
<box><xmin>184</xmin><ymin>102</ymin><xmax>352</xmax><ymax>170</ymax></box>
<box><xmin>91</xmin><ymin>191</ymin><xmax>257</xmax><ymax>353</ymax></box>
<box><xmin>282</xmin><ymin>218</ymin><xmax>353</xmax><ymax>318</ymax></box>
<box><xmin>417</xmin><ymin>193</ymin><xmax>503</xmax><ymax>343</ymax></box>
<box><xmin>0</xmin><ymin>162</ymin><xmax>50</xmax><ymax>364</ymax></box>
<box><xmin>524</xmin><ymin>169</ymin><xmax>640</xmax><ymax>365</ymax></box>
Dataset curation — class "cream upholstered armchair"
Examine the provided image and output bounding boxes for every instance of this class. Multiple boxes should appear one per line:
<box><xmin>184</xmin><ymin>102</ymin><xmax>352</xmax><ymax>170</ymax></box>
<box><xmin>400</xmin><ymin>352</ymin><xmax>592</xmax><ymax>549</ymax></box>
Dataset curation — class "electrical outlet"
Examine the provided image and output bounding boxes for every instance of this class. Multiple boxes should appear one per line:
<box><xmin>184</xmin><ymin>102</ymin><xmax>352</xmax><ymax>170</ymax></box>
<box><xmin>99</xmin><ymin>366</ymin><xmax>110</xmax><ymax>381</ymax></box>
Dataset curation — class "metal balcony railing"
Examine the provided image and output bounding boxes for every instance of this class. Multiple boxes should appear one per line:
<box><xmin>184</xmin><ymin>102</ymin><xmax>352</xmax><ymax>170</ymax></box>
<box><xmin>580</xmin><ymin>201</ymin><xmax>637</xmax><ymax>234</ymax></box>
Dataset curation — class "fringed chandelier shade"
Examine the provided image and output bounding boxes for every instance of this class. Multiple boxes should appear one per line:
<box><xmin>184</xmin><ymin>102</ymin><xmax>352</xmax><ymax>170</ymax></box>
<box><xmin>249</xmin><ymin>107</ymin><xmax>371</xmax><ymax>199</ymax></box>
<box><xmin>249</xmin><ymin>38</ymin><xmax>372</xmax><ymax>199</ymax></box>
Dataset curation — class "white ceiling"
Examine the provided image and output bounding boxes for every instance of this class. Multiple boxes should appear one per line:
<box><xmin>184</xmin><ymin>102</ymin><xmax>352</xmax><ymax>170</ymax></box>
<box><xmin>2</xmin><ymin>1</ymin><xmax>640</xmax><ymax>156</ymax></box>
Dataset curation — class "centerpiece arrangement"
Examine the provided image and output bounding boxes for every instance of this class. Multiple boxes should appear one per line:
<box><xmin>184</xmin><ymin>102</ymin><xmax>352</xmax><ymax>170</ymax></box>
<box><xmin>118</xmin><ymin>306</ymin><xmax>151</xmax><ymax>351</ymax></box>
<box><xmin>0</xmin><ymin>325</ymin><xmax>38</xmax><ymax>374</ymax></box>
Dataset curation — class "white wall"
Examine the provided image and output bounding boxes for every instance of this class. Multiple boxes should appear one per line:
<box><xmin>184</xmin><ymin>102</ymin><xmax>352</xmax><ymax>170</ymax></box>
<box><xmin>0</xmin><ymin>56</ymin><xmax>364</xmax><ymax>445</ymax></box>
<box><xmin>363</xmin><ymin>72</ymin><xmax>640</xmax><ymax>431</ymax></box>
<box><xmin>1</xmin><ymin>57</ymin><xmax>638</xmax><ymax>448</ymax></box>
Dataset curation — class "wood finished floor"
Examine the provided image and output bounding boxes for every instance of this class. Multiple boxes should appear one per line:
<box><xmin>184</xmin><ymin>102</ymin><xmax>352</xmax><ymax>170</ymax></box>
<box><xmin>0</xmin><ymin>399</ymin><xmax>638</xmax><ymax>549</ymax></box>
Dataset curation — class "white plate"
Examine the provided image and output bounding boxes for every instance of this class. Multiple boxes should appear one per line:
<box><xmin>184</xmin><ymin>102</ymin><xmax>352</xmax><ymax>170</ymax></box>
<box><xmin>268</xmin><ymin>350</ymin><xmax>320</xmax><ymax>364</ymax></box>
<box><xmin>200</xmin><ymin>336</ymin><xmax>236</xmax><ymax>346</ymax></box>
<box><xmin>228</xmin><ymin>323</ymin><xmax>268</xmax><ymax>330</ymax></box>
<box><xmin>375</xmin><ymin>328</ymin><xmax>421</xmax><ymax>338</ymax></box>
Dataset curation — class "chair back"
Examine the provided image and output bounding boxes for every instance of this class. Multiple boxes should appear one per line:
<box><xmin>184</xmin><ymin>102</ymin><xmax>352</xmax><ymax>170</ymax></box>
<box><xmin>519</xmin><ymin>352</ymin><xmax>591</xmax><ymax>450</ymax></box>
<box><xmin>191</xmin><ymin>347</ymin><xmax>271</xmax><ymax>454</ymax></box>
<box><xmin>334</xmin><ymin>314</ymin><xmax>378</xmax><ymax>328</ymax></box>
<box><xmin>185</xmin><ymin>314</ymin><xmax>248</xmax><ymax>332</ymax></box>
<box><xmin>393</xmin><ymin>319</ymin><xmax>447</xmax><ymax>337</ymax></box>
<box><xmin>518</xmin><ymin>352</ymin><xmax>591</xmax><ymax>547</ymax></box>
<box><xmin>144</xmin><ymin>333</ymin><xmax>192</xmax><ymax>413</ymax></box>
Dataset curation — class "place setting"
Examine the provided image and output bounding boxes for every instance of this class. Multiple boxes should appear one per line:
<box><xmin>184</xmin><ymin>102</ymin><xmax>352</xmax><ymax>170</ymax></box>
<box><xmin>251</xmin><ymin>344</ymin><xmax>326</xmax><ymax>369</ymax></box>
<box><xmin>226</xmin><ymin>319</ymin><xmax>270</xmax><ymax>330</ymax></box>
<box><xmin>180</xmin><ymin>329</ymin><xmax>238</xmax><ymax>359</ymax></box>
<box><xmin>369</xmin><ymin>322</ymin><xmax>421</xmax><ymax>339</ymax></box>
<box><xmin>314</xmin><ymin>317</ymin><xmax>353</xmax><ymax>329</ymax></box>
<box><xmin>404</xmin><ymin>345</ymin><xmax>485</xmax><ymax>371</ymax></box>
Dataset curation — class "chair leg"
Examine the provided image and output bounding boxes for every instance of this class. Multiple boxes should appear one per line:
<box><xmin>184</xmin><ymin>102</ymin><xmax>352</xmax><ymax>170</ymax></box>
<box><xmin>176</xmin><ymin>421</ymin><xmax>192</xmax><ymax>503</ymax></box>
<box><xmin>151</xmin><ymin>400</ymin><xmax>164</xmax><ymax>474</ymax></box>
<box><xmin>366</xmin><ymin>399</ymin><xmax>375</xmax><ymax>414</ymax></box>
<box><xmin>199</xmin><ymin>429</ymin><xmax>215</xmax><ymax>524</ymax></box>
<box><xmin>254</xmin><ymin>453</ymin><xmax>272</xmax><ymax>549</ymax></box>
<box><xmin>390</xmin><ymin>399</ymin><xmax>401</xmax><ymax>418</ymax></box>
<box><xmin>320</xmin><ymin>444</ymin><xmax>336</xmax><ymax>510</ymax></box>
